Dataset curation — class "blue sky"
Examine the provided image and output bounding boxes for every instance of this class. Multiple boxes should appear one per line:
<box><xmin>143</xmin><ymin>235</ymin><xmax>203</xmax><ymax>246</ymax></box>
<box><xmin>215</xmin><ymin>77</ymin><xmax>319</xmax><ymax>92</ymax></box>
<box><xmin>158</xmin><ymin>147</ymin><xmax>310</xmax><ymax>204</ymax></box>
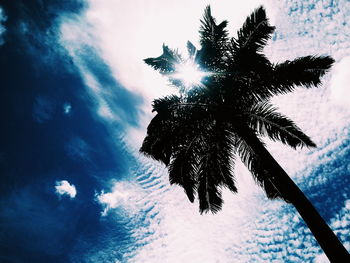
<box><xmin>0</xmin><ymin>1</ymin><xmax>349</xmax><ymax>262</ymax></box>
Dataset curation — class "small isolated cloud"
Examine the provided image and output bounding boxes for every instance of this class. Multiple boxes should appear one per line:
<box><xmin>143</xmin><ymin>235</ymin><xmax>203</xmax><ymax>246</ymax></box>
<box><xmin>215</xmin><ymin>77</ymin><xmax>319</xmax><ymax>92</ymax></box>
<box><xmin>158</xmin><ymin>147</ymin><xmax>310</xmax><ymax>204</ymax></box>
<box><xmin>55</xmin><ymin>180</ymin><xmax>77</xmax><ymax>199</ymax></box>
<box><xmin>330</xmin><ymin>56</ymin><xmax>350</xmax><ymax>109</ymax></box>
<box><xmin>0</xmin><ymin>6</ymin><xmax>6</xmax><ymax>45</ymax></box>
<box><xmin>96</xmin><ymin>181</ymin><xmax>143</xmax><ymax>216</ymax></box>
<box><xmin>63</xmin><ymin>103</ymin><xmax>72</xmax><ymax>114</ymax></box>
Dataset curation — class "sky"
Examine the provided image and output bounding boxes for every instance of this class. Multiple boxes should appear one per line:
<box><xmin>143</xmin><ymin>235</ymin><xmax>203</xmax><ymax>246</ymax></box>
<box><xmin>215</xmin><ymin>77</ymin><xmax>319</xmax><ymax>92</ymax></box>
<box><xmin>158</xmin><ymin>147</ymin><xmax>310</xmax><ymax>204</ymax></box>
<box><xmin>0</xmin><ymin>0</ymin><xmax>349</xmax><ymax>262</ymax></box>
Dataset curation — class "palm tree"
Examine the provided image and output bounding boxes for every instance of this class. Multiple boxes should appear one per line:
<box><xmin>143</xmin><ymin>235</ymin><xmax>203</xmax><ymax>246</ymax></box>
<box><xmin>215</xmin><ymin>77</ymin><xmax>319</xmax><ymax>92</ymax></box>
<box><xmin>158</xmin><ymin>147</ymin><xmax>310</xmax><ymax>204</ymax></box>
<box><xmin>140</xmin><ymin>6</ymin><xmax>349</xmax><ymax>262</ymax></box>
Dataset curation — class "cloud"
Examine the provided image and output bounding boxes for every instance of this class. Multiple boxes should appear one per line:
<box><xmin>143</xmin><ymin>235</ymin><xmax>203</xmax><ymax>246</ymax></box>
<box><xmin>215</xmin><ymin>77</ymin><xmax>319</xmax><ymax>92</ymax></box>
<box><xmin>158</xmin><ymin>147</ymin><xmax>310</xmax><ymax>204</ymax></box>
<box><xmin>330</xmin><ymin>56</ymin><xmax>350</xmax><ymax>109</ymax></box>
<box><xmin>59</xmin><ymin>16</ymin><xmax>144</xmax><ymax>152</ymax></box>
<box><xmin>55</xmin><ymin>180</ymin><xmax>77</xmax><ymax>198</ymax></box>
<box><xmin>63</xmin><ymin>102</ymin><xmax>72</xmax><ymax>114</ymax></box>
<box><xmin>0</xmin><ymin>6</ymin><xmax>6</xmax><ymax>45</ymax></box>
<box><xmin>313</xmin><ymin>253</ymin><xmax>328</xmax><ymax>263</ymax></box>
<box><xmin>329</xmin><ymin>199</ymin><xmax>350</xmax><ymax>250</ymax></box>
<box><xmin>96</xmin><ymin>181</ymin><xmax>144</xmax><ymax>216</ymax></box>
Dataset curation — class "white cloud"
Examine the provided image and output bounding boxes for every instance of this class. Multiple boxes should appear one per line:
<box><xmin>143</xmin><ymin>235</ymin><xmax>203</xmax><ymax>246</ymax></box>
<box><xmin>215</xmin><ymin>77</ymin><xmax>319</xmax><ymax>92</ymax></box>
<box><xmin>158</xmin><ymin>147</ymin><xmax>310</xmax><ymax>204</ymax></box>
<box><xmin>329</xmin><ymin>199</ymin><xmax>350</xmax><ymax>250</ymax></box>
<box><xmin>330</xmin><ymin>56</ymin><xmax>350</xmax><ymax>109</ymax></box>
<box><xmin>0</xmin><ymin>6</ymin><xmax>6</xmax><ymax>45</ymax></box>
<box><xmin>63</xmin><ymin>103</ymin><xmax>72</xmax><ymax>114</ymax></box>
<box><xmin>96</xmin><ymin>181</ymin><xmax>144</xmax><ymax>216</ymax></box>
<box><xmin>59</xmin><ymin>18</ymin><xmax>124</xmax><ymax>126</ymax></box>
<box><xmin>314</xmin><ymin>253</ymin><xmax>329</xmax><ymax>263</ymax></box>
<box><xmin>55</xmin><ymin>180</ymin><xmax>77</xmax><ymax>199</ymax></box>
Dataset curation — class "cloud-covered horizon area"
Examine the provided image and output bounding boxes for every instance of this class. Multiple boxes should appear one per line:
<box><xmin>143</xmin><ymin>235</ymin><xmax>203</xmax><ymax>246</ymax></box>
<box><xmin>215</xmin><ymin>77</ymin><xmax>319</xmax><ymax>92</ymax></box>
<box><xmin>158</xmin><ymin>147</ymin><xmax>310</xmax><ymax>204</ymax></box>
<box><xmin>0</xmin><ymin>1</ymin><xmax>349</xmax><ymax>262</ymax></box>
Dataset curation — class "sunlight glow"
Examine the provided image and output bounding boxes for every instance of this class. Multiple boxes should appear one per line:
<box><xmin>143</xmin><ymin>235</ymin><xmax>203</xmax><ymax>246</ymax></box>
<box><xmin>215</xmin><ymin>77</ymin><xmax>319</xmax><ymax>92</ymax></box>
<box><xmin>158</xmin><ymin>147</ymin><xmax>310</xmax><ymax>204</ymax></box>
<box><xmin>173</xmin><ymin>60</ymin><xmax>207</xmax><ymax>88</ymax></box>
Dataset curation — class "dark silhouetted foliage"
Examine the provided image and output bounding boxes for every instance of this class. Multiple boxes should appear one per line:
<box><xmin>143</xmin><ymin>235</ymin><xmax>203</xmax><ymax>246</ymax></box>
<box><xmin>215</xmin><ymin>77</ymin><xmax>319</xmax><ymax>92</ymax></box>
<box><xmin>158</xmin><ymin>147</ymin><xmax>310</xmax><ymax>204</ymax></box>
<box><xmin>140</xmin><ymin>6</ymin><xmax>349</xmax><ymax>261</ymax></box>
<box><xmin>141</xmin><ymin>6</ymin><xmax>332</xmax><ymax>212</ymax></box>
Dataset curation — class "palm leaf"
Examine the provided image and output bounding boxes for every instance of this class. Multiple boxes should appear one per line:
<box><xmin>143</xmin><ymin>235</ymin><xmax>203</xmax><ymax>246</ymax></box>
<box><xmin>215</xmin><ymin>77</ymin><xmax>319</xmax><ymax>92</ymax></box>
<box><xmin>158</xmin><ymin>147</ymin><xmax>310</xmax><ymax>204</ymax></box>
<box><xmin>197</xmin><ymin>6</ymin><xmax>229</xmax><ymax>70</ymax></box>
<box><xmin>235</xmin><ymin>136</ymin><xmax>285</xmax><ymax>200</ymax></box>
<box><xmin>199</xmin><ymin>6</ymin><xmax>228</xmax><ymax>47</ymax></box>
<box><xmin>223</xmin><ymin>6</ymin><xmax>275</xmax><ymax>102</ymax></box>
<box><xmin>229</xmin><ymin>55</ymin><xmax>334</xmax><ymax>102</ymax></box>
<box><xmin>197</xmin><ymin>155</ymin><xmax>224</xmax><ymax>213</ymax></box>
<box><xmin>187</xmin><ymin>41</ymin><xmax>197</xmax><ymax>58</ymax></box>
<box><xmin>232</xmin><ymin>6</ymin><xmax>275</xmax><ymax>52</ymax></box>
<box><xmin>168</xmin><ymin>143</ymin><xmax>200</xmax><ymax>203</ymax></box>
<box><xmin>140</xmin><ymin>115</ymin><xmax>171</xmax><ymax>165</ymax></box>
<box><xmin>167</xmin><ymin>104</ymin><xmax>209</xmax><ymax>203</ymax></box>
<box><xmin>245</xmin><ymin>102</ymin><xmax>316</xmax><ymax>148</ymax></box>
<box><xmin>270</xmin><ymin>55</ymin><xmax>334</xmax><ymax>95</ymax></box>
<box><xmin>197</xmin><ymin>124</ymin><xmax>237</xmax><ymax>213</ymax></box>
<box><xmin>144</xmin><ymin>44</ymin><xmax>182</xmax><ymax>74</ymax></box>
<box><xmin>151</xmin><ymin>95</ymin><xmax>181</xmax><ymax>113</ymax></box>
<box><xmin>140</xmin><ymin>95</ymin><xmax>182</xmax><ymax>165</ymax></box>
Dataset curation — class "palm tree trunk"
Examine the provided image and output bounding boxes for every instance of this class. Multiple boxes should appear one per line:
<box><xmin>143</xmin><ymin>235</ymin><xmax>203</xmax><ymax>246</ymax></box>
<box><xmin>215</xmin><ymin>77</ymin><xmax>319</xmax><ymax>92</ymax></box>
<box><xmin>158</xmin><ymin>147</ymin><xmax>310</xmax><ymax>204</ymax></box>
<box><xmin>239</xmin><ymin>126</ymin><xmax>349</xmax><ymax>262</ymax></box>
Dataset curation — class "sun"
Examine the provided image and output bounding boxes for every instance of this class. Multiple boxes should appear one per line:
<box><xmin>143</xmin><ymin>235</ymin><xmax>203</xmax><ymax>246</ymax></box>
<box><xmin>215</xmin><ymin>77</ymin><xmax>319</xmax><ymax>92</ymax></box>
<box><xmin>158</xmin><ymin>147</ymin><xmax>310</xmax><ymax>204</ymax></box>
<box><xmin>172</xmin><ymin>60</ymin><xmax>207</xmax><ymax>88</ymax></box>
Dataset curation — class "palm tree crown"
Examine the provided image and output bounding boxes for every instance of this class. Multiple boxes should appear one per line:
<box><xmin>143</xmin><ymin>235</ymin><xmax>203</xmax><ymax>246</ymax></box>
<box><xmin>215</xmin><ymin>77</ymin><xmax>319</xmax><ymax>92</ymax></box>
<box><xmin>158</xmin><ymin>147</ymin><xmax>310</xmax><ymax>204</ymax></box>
<box><xmin>139</xmin><ymin>6</ymin><xmax>350</xmax><ymax>261</ymax></box>
<box><xmin>141</xmin><ymin>6</ymin><xmax>333</xmax><ymax>213</ymax></box>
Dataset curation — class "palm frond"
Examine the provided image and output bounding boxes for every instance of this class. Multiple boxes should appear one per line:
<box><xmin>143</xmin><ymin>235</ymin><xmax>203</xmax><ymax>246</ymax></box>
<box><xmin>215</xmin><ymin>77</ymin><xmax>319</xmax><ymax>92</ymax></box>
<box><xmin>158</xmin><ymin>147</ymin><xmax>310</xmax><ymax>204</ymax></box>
<box><xmin>168</xmin><ymin>143</ymin><xmax>200</xmax><ymax>203</ymax></box>
<box><xmin>142</xmin><ymin>95</ymin><xmax>213</xmax><ymax>202</ymax></box>
<box><xmin>144</xmin><ymin>44</ymin><xmax>182</xmax><ymax>74</ymax></box>
<box><xmin>167</xmin><ymin>104</ymin><xmax>214</xmax><ymax>203</ymax></box>
<box><xmin>187</xmin><ymin>41</ymin><xmax>197</xmax><ymax>58</ymax></box>
<box><xmin>246</xmin><ymin>102</ymin><xmax>316</xmax><ymax>148</ymax></box>
<box><xmin>232</xmin><ymin>6</ymin><xmax>275</xmax><ymax>52</ymax></box>
<box><xmin>199</xmin><ymin>6</ymin><xmax>228</xmax><ymax>47</ymax></box>
<box><xmin>152</xmin><ymin>95</ymin><xmax>181</xmax><ymax>113</ymax></box>
<box><xmin>140</xmin><ymin>113</ymin><xmax>173</xmax><ymax>165</ymax></box>
<box><xmin>226</xmin><ymin>55</ymin><xmax>333</xmax><ymax>102</ymax></box>
<box><xmin>211</xmin><ymin>126</ymin><xmax>237</xmax><ymax>192</ymax></box>
<box><xmin>140</xmin><ymin>95</ymin><xmax>182</xmax><ymax>165</ymax></box>
<box><xmin>270</xmin><ymin>55</ymin><xmax>334</xmax><ymax>94</ymax></box>
<box><xmin>197</xmin><ymin>124</ymin><xmax>237</xmax><ymax>213</ymax></box>
<box><xmin>197</xmin><ymin>6</ymin><xmax>229</xmax><ymax>70</ymax></box>
<box><xmin>235</xmin><ymin>136</ymin><xmax>285</xmax><ymax>200</ymax></box>
<box><xmin>197</xmin><ymin>160</ymin><xmax>223</xmax><ymax>213</ymax></box>
<box><xmin>223</xmin><ymin>6</ymin><xmax>274</xmax><ymax>99</ymax></box>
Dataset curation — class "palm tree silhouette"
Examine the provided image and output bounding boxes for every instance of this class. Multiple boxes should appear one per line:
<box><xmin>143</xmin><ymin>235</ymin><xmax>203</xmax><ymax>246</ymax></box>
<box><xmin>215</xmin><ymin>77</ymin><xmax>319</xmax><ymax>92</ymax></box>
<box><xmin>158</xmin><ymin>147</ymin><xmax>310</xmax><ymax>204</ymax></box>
<box><xmin>140</xmin><ymin>6</ymin><xmax>349</xmax><ymax>262</ymax></box>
